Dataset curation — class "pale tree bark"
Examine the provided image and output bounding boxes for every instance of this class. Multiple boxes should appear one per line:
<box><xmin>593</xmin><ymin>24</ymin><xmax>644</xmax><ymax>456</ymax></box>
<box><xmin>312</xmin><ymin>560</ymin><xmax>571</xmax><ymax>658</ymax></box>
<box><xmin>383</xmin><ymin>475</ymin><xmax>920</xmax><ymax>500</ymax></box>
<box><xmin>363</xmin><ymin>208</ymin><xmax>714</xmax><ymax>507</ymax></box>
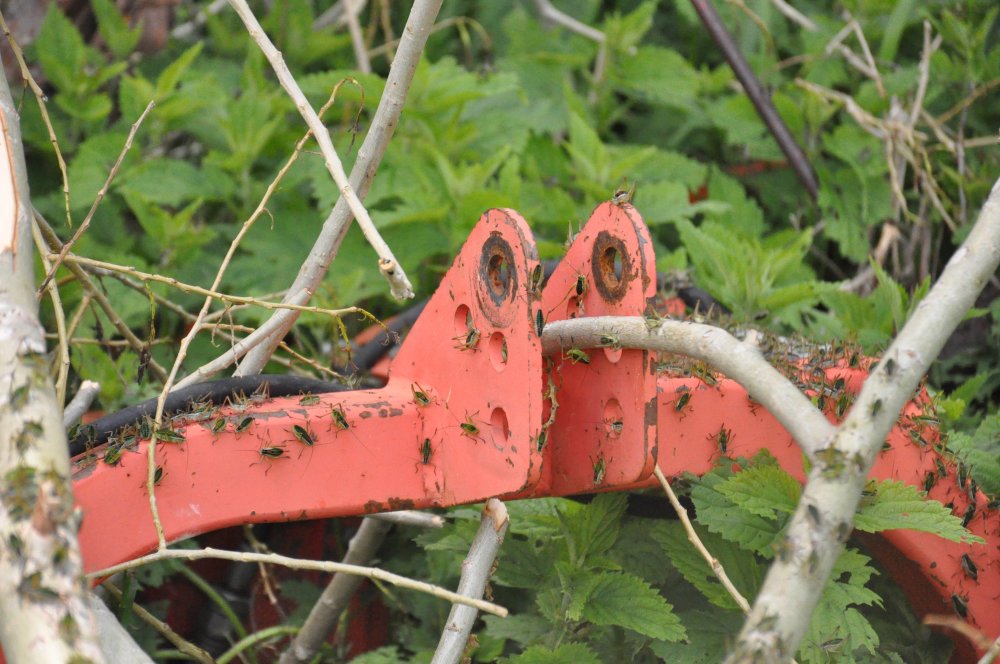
<box><xmin>0</xmin><ymin>69</ymin><xmax>104</xmax><ymax>663</ymax></box>
<box><xmin>541</xmin><ymin>176</ymin><xmax>1000</xmax><ymax>661</ymax></box>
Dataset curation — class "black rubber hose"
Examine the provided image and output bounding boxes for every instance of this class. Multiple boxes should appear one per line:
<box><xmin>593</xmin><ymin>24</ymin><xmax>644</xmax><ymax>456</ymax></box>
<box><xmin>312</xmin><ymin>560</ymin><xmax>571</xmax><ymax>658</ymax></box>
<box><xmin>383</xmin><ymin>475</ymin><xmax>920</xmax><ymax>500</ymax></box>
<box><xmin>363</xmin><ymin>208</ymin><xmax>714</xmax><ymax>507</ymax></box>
<box><xmin>69</xmin><ymin>375</ymin><xmax>350</xmax><ymax>457</ymax></box>
<box><xmin>340</xmin><ymin>300</ymin><xmax>427</xmax><ymax>374</ymax></box>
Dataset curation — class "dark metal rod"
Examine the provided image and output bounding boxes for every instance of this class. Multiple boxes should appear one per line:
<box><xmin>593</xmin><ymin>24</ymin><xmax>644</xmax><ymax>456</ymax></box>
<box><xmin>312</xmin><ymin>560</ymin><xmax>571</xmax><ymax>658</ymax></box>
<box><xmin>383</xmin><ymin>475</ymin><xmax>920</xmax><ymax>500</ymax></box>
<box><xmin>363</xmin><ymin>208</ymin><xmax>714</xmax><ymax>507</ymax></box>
<box><xmin>690</xmin><ymin>0</ymin><xmax>820</xmax><ymax>200</ymax></box>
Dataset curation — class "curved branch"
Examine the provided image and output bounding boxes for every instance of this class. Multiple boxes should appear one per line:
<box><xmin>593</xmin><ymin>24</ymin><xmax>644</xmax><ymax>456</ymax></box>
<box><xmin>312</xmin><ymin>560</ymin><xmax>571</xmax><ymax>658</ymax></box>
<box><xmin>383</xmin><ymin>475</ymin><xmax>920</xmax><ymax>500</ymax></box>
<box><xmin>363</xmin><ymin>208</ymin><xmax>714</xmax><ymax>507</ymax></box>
<box><xmin>541</xmin><ymin>317</ymin><xmax>831</xmax><ymax>458</ymax></box>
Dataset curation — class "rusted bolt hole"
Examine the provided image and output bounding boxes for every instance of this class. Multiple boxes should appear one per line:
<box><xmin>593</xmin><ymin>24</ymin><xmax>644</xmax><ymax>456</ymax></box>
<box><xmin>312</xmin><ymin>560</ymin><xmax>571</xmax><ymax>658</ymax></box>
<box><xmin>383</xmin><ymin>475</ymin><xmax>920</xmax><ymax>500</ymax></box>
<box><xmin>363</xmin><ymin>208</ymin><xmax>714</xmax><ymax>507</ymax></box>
<box><xmin>601</xmin><ymin>247</ymin><xmax>623</xmax><ymax>289</ymax></box>
<box><xmin>488</xmin><ymin>332</ymin><xmax>508</xmax><ymax>371</ymax></box>
<box><xmin>491</xmin><ymin>407</ymin><xmax>510</xmax><ymax>441</ymax></box>
<box><xmin>603</xmin><ymin>398</ymin><xmax>624</xmax><ymax>438</ymax></box>
<box><xmin>488</xmin><ymin>254</ymin><xmax>511</xmax><ymax>298</ymax></box>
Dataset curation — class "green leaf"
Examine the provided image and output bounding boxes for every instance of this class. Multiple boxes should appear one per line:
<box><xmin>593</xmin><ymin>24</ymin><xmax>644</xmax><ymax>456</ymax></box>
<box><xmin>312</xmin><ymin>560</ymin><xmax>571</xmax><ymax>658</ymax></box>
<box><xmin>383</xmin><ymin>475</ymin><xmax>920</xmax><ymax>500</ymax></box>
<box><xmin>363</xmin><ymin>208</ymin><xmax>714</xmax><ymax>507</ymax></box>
<box><xmin>482</xmin><ymin>614</ymin><xmax>551</xmax><ymax>648</ymax></box>
<box><xmin>650</xmin><ymin>521</ymin><xmax>762</xmax><ymax>611</ymax></box>
<box><xmin>347</xmin><ymin>646</ymin><xmax>407</xmax><ymax>663</ymax></box>
<box><xmin>92</xmin><ymin>0</ymin><xmax>142</xmax><ymax>59</ymax></box>
<box><xmin>117</xmin><ymin>159</ymin><xmax>234</xmax><ymax>206</ymax></box>
<box><xmin>947</xmin><ymin>413</ymin><xmax>1000</xmax><ymax>496</ymax></box>
<box><xmin>559</xmin><ymin>493</ymin><xmax>627</xmax><ymax>565</ymax></box>
<box><xmin>35</xmin><ymin>5</ymin><xmax>88</xmax><ymax>93</ymax></box>
<box><xmin>714</xmin><ymin>462</ymin><xmax>802</xmax><ymax>519</ymax></box>
<box><xmin>650</xmin><ymin>610</ymin><xmax>744</xmax><ymax>662</ymax></box>
<box><xmin>854</xmin><ymin>480</ymin><xmax>984</xmax><ymax>543</ymax></box>
<box><xmin>691</xmin><ymin>466</ymin><xmax>783</xmax><ymax>554</ymax></box>
<box><xmin>613</xmin><ymin>46</ymin><xmax>699</xmax><ymax>107</ymax></box>
<box><xmin>156</xmin><ymin>43</ymin><xmax>205</xmax><ymax>99</ymax></box>
<box><xmin>504</xmin><ymin>643</ymin><xmax>601</xmax><ymax>664</ymax></box>
<box><xmin>582</xmin><ymin>572</ymin><xmax>686</xmax><ymax>642</ymax></box>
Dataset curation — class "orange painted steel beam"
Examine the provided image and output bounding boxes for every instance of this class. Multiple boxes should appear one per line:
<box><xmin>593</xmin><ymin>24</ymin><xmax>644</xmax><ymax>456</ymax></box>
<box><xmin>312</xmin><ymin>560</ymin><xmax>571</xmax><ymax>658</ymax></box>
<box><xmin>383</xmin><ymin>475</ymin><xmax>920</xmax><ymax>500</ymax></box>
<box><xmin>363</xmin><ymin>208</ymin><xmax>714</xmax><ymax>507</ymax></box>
<box><xmin>69</xmin><ymin>203</ymin><xmax>998</xmax><ymax>661</ymax></box>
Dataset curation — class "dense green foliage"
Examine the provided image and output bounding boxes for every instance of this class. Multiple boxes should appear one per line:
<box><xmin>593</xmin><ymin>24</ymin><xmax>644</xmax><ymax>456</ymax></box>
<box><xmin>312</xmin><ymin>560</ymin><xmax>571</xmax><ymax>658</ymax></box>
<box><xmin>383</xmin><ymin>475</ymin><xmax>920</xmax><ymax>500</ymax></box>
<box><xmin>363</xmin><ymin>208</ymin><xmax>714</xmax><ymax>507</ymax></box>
<box><xmin>11</xmin><ymin>0</ymin><xmax>998</xmax><ymax>661</ymax></box>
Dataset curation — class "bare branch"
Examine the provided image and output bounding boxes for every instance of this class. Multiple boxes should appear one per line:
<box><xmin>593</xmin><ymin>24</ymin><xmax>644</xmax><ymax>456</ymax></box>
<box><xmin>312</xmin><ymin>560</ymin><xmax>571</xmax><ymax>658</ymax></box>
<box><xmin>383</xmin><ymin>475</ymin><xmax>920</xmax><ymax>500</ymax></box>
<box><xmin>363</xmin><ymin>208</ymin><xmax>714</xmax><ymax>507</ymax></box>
<box><xmin>277</xmin><ymin>518</ymin><xmax>392</xmax><ymax>664</ymax></box>
<box><xmin>207</xmin><ymin>0</ymin><xmax>443</xmax><ymax>381</ymax></box>
<box><xmin>653</xmin><ymin>466</ymin><xmax>750</xmax><ymax>613</ymax></box>
<box><xmin>432</xmin><ymin>499</ymin><xmax>509</xmax><ymax>664</ymax></box>
<box><xmin>727</xmin><ymin>177</ymin><xmax>1000</xmax><ymax>661</ymax></box>
<box><xmin>87</xmin><ymin>546</ymin><xmax>508</xmax><ymax>617</ymax></box>
<box><xmin>540</xmin><ymin>316</ymin><xmax>831</xmax><ymax>459</ymax></box>
<box><xmin>38</xmin><ymin>101</ymin><xmax>154</xmax><ymax>293</ymax></box>
<box><xmin>63</xmin><ymin>380</ymin><xmax>101</xmax><ymax>428</ymax></box>
<box><xmin>344</xmin><ymin>0</ymin><xmax>372</xmax><ymax>73</ymax></box>
<box><xmin>370</xmin><ymin>510</ymin><xmax>445</xmax><ymax>528</ymax></box>
<box><xmin>100</xmin><ymin>583</ymin><xmax>211</xmax><ymax>663</ymax></box>
<box><xmin>529</xmin><ymin>0</ymin><xmax>605</xmax><ymax>43</ymax></box>
<box><xmin>0</xmin><ymin>57</ymin><xmax>104</xmax><ymax>664</ymax></box>
<box><xmin>226</xmin><ymin>0</ymin><xmax>413</xmax><ymax>300</ymax></box>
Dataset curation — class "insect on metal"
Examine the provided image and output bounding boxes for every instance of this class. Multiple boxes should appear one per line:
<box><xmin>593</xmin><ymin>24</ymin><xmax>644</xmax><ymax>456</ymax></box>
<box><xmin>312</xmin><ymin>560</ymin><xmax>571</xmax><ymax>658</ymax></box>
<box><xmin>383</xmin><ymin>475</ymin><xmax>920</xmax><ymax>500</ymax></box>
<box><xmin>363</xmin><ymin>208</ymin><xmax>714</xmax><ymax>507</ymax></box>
<box><xmin>960</xmin><ymin>553</ymin><xmax>978</xmax><ymax>581</ymax></box>
<box><xmin>612</xmin><ymin>180</ymin><xmax>636</xmax><ymax>206</ymax></box>
<box><xmin>454</xmin><ymin>327</ymin><xmax>481</xmax><ymax>352</ymax></box>
<box><xmin>420</xmin><ymin>438</ymin><xmax>433</xmax><ymax>465</ymax></box>
<box><xmin>951</xmin><ymin>594</ymin><xmax>968</xmax><ymax>618</ymax></box>
<box><xmin>598</xmin><ymin>333</ymin><xmax>621</xmax><ymax>350</ymax></box>
<box><xmin>961</xmin><ymin>504</ymin><xmax>975</xmax><ymax>528</ymax></box>
<box><xmin>153</xmin><ymin>466</ymin><xmax>164</xmax><ymax>485</ymax></box>
<box><xmin>529</xmin><ymin>264</ymin><xmax>544</xmax><ymax>295</ymax></box>
<box><xmin>575</xmin><ymin>274</ymin><xmax>588</xmax><ymax>298</ymax></box>
<box><xmin>591</xmin><ymin>454</ymin><xmax>607</xmax><ymax>485</ymax></box>
<box><xmin>564</xmin><ymin>348</ymin><xmax>590</xmax><ymax>365</ymax></box>
<box><xmin>299</xmin><ymin>394</ymin><xmax>321</xmax><ymax>406</ymax></box>
<box><xmin>923</xmin><ymin>471</ymin><xmax>936</xmax><ymax>493</ymax></box>
<box><xmin>673</xmin><ymin>388</ymin><xmax>692</xmax><ymax>414</ymax></box>
<box><xmin>330</xmin><ymin>405</ymin><xmax>350</xmax><ymax>432</ymax></box>
<box><xmin>411</xmin><ymin>383</ymin><xmax>432</xmax><ymax>407</ymax></box>
<box><xmin>711</xmin><ymin>425</ymin><xmax>733</xmax><ymax>454</ymax></box>
<box><xmin>535</xmin><ymin>309</ymin><xmax>545</xmax><ymax>337</ymax></box>
<box><xmin>235</xmin><ymin>416</ymin><xmax>254</xmax><ymax>435</ymax></box>
<box><xmin>252</xmin><ymin>445</ymin><xmax>288</xmax><ymax>474</ymax></box>
<box><xmin>291</xmin><ymin>424</ymin><xmax>315</xmax><ymax>447</ymax></box>
<box><xmin>211</xmin><ymin>417</ymin><xmax>227</xmax><ymax>434</ymax></box>
<box><xmin>155</xmin><ymin>427</ymin><xmax>185</xmax><ymax>444</ymax></box>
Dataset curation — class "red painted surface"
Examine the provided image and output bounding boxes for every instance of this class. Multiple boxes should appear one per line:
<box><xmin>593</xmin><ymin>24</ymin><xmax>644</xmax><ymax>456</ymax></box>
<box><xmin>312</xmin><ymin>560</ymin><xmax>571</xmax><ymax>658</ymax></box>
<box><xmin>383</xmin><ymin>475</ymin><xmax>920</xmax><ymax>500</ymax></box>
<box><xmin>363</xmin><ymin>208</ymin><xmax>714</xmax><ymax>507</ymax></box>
<box><xmin>62</xmin><ymin>203</ymin><xmax>998</xmax><ymax>661</ymax></box>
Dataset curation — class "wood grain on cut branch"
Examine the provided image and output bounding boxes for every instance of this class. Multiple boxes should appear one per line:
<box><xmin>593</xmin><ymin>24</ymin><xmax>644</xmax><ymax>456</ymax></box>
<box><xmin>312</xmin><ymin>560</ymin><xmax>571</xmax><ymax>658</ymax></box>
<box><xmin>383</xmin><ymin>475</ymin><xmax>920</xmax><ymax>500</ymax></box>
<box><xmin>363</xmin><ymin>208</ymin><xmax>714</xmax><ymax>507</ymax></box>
<box><xmin>540</xmin><ymin>317</ymin><xmax>832</xmax><ymax>459</ymax></box>
<box><xmin>226</xmin><ymin>0</ymin><xmax>412</xmax><ymax>300</ymax></box>
<box><xmin>432</xmin><ymin>499</ymin><xmax>510</xmax><ymax>664</ymax></box>
<box><xmin>726</xmin><ymin>177</ymin><xmax>1000</xmax><ymax>662</ymax></box>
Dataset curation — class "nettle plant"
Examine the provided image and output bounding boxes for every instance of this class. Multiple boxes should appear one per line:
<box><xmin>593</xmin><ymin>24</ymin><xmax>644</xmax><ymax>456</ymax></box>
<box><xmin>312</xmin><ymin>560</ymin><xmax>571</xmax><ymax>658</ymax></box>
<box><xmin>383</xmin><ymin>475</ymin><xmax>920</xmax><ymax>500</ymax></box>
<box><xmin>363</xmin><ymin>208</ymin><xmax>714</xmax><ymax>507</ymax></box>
<box><xmin>3</xmin><ymin>0</ymin><xmax>997</xmax><ymax>662</ymax></box>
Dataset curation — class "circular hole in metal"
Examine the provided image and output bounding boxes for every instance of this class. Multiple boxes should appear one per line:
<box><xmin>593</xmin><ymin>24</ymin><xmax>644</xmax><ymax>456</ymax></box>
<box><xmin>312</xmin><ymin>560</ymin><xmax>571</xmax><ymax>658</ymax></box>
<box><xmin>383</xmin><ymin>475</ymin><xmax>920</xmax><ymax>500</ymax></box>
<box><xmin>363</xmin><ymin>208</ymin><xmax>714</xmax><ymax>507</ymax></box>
<box><xmin>601</xmin><ymin>246</ymin><xmax>622</xmax><ymax>290</ymax></box>
<box><xmin>491</xmin><ymin>407</ymin><xmax>510</xmax><ymax>441</ymax></box>
<box><xmin>487</xmin><ymin>254</ymin><xmax>511</xmax><ymax>299</ymax></box>
<box><xmin>488</xmin><ymin>332</ymin><xmax>508</xmax><ymax>371</ymax></box>
<box><xmin>453</xmin><ymin>304</ymin><xmax>472</xmax><ymax>337</ymax></box>
<box><xmin>603</xmin><ymin>398</ymin><xmax>624</xmax><ymax>439</ymax></box>
<box><xmin>603</xmin><ymin>346</ymin><xmax>623</xmax><ymax>363</ymax></box>
<box><xmin>566</xmin><ymin>296</ymin><xmax>579</xmax><ymax>319</ymax></box>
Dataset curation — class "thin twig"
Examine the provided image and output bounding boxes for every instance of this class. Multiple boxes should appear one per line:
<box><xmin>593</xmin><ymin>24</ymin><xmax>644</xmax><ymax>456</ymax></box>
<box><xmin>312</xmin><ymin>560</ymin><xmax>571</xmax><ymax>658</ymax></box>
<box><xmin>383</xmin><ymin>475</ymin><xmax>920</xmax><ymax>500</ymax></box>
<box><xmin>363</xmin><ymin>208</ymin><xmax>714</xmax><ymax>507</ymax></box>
<box><xmin>57</xmin><ymin>254</ymin><xmax>364</xmax><ymax>321</ymax></box>
<box><xmin>768</xmin><ymin>0</ymin><xmax>816</xmax><ymax>30</ymax></box>
<box><xmin>0</xmin><ymin>10</ymin><xmax>72</xmax><ymax>229</ymax></box>
<box><xmin>226</xmin><ymin>0</ymin><xmax>413</xmax><ymax>300</ymax></box>
<box><xmin>31</xmin><ymin>221</ymin><xmax>70</xmax><ymax>404</ymax></box>
<box><xmin>370</xmin><ymin>511</ymin><xmax>445</xmax><ymax>528</ymax></box>
<box><xmin>344</xmin><ymin>0</ymin><xmax>372</xmax><ymax>73</ymax></box>
<box><xmin>208</xmin><ymin>0</ymin><xmax>443</xmax><ymax>382</ymax></box>
<box><xmin>530</xmin><ymin>0</ymin><xmax>605</xmax><ymax>43</ymax></box>
<box><xmin>937</xmin><ymin>76</ymin><xmax>1000</xmax><ymax>124</ymax></box>
<box><xmin>431</xmin><ymin>499</ymin><xmax>510</xmax><ymax>664</ymax></box>
<box><xmin>277</xmin><ymin>518</ymin><xmax>393</xmax><ymax>664</ymax></box>
<box><xmin>102</xmin><ymin>582</ymin><xmax>213</xmax><ymax>664</ymax></box>
<box><xmin>171</xmin><ymin>0</ymin><xmax>228</xmax><ymax>38</ymax></box>
<box><xmin>980</xmin><ymin>637</ymin><xmax>1000</xmax><ymax>664</ymax></box>
<box><xmin>34</xmin><ymin>210</ymin><xmax>169</xmax><ymax>383</ymax></box>
<box><xmin>921</xmin><ymin>615</ymin><xmax>993</xmax><ymax>652</ymax></box>
<box><xmin>39</xmin><ymin>101</ymin><xmax>155</xmax><ymax>293</ymax></box>
<box><xmin>62</xmin><ymin>380</ymin><xmax>100</xmax><ymax>428</ymax></box>
<box><xmin>88</xmin><ymin>546</ymin><xmax>508</xmax><ymax>617</ymax></box>
<box><xmin>654</xmin><ymin>466</ymin><xmax>750</xmax><ymax>612</ymax></box>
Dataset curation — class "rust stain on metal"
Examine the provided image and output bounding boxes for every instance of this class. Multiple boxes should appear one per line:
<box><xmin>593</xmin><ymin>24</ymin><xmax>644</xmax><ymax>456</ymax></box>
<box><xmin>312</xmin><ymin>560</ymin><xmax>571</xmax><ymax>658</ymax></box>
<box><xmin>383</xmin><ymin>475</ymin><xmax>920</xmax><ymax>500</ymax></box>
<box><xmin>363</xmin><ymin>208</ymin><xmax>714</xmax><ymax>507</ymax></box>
<box><xmin>591</xmin><ymin>231</ymin><xmax>632</xmax><ymax>302</ymax></box>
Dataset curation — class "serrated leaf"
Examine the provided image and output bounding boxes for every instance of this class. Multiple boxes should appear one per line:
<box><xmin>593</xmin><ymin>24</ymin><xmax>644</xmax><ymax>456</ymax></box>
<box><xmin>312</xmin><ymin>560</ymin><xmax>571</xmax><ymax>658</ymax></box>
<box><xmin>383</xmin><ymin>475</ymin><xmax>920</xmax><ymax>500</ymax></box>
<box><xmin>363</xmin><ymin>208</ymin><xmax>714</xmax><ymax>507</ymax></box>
<box><xmin>504</xmin><ymin>643</ymin><xmax>601</xmax><ymax>664</ymax></box>
<box><xmin>582</xmin><ymin>572</ymin><xmax>685</xmax><ymax>642</ymax></box>
<box><xmin>555</xmin><ymin>562</ymin><xmax>604</xmax><ymax>621</ymax></box>
<box><xmin>714</xmin><ymin>463</ymin><xmax>802</xmax><ymax>519</ymax></box>
<box><xmin>483</xmin><ymin>614</ymin><xmax>550</xmax><ymax>648</ymax></box>
<box><xmin>559</xmin><ymin>492</ymin><xmax>626</xmax><ymax>565</ymax></box>
<box><xmin>92</xmin><ymin>0</ymin><xmax>142</xmax><ymax>59</ymax></box>
<box><xmin>650</xmin><ymin>610</ymin><xmax>744</xmax><ymax>662</ymax></box>
<box><xmin>947</xmin><ymin>412</ymin><xmax>1000</xmax><ymax>495</ymax></box>
<box><xmin>691</xmin><ymin>471</ymin><xmax>782</xmax><ymax>554</ymax></box>
<box><xmin>650</xmin><ymin>521</ymin><xmax>761</xmax><ymax>611</ymax></box>
<box><xmin>35</xmin><ymin>5</ymin><xmax>88</xmax><ymax>93</ymax></box>
<box><xmin>156</xmin><ymin>43</ymin><xmax>205</xmax><ymax>99</ymax></box>
<box><xmin>854</xmin><ymin>480</ymin><xmax>983</xmax><ymax>543</ymax></box>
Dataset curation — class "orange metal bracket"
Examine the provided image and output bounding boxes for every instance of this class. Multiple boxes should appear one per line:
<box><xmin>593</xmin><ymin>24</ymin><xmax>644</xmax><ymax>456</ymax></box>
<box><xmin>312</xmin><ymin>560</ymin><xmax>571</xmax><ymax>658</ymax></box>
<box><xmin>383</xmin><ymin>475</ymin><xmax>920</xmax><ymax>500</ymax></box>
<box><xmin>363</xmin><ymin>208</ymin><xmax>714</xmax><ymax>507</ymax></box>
<box><xmin>69</xmin><ymin>204</ymin><xmax>999</xmax><ymax>660</ymax></box>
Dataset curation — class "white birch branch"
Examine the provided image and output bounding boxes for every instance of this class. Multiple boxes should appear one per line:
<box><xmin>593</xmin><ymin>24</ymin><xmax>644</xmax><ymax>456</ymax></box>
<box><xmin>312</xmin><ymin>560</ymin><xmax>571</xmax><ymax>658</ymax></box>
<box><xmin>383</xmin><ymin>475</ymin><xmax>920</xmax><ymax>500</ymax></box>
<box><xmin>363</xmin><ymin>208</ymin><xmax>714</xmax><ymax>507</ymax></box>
<box><xmin>431</xmin><ymin>499</ymin><xmax>510</xmax><ymax>664</ymax></box>
<box><xmin>0</xmin><ymin>63</ymin><xmax>104</xmax><ymax>664</ymax></box>
<box><xmin>726</xmin><ymin>176</ymin><xmax>1000</xmax><ymax>661</ymax></box>
<box><xmin>277</xmin><ymin>517</ymin><xmax>393</xmax><ymax>664</ymax></box>
<box><xmin>178</xmin><ymin>0</ymin><xmax>442</xmax><ymax>388</ymax></box>
<box><xmin>63</xmin><ymin>380</ymin><xmax>100</xmax><ymax>428</ymax></box>
<box><xmin>226</xmin><ymin>0</ymin><xmax>413</xmax><ymax>300</ymax></box>
<box><xmin>540</xmin><ymin>317</ymin><xmax>832</xmax><ymax>459</ymax></box>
